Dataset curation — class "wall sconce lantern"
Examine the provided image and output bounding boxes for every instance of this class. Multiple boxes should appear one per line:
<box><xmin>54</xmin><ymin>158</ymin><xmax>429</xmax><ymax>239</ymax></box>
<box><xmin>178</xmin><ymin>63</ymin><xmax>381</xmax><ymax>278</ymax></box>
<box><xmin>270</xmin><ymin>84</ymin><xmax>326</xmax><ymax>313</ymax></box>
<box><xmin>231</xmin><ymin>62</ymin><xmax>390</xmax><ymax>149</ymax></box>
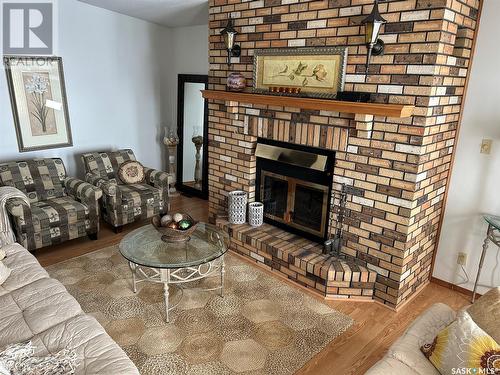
<box><xmin>361</xmin><ymin>0</ymin><xmax>387</xmax><ymax>73</ymax></box>
<box><xmin>220</xmin><ymin>17</ymin><xmax>241</xmax><ymax>67</ymax></box>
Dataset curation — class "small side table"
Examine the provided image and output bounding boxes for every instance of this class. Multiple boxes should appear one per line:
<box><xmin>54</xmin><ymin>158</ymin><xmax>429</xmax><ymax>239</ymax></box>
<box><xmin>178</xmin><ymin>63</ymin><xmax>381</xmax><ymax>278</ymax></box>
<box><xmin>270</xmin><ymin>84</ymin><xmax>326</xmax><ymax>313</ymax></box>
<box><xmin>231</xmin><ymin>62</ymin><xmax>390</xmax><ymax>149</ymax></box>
<box><xmin>472</xmin><ymin>215</ymin><xmax>500</xmax><ymax>303</ymax></box>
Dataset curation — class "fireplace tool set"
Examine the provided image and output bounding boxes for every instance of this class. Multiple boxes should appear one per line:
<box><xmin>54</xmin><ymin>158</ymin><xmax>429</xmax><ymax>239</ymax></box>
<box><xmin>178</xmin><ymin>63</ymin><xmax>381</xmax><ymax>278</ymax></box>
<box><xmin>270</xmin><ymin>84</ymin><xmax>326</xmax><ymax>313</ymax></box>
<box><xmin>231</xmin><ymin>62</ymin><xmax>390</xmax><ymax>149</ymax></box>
<box><xmin>324</xmin><ymin>183</ymin><xmax>347</xmax><ymax>256</ymax></box>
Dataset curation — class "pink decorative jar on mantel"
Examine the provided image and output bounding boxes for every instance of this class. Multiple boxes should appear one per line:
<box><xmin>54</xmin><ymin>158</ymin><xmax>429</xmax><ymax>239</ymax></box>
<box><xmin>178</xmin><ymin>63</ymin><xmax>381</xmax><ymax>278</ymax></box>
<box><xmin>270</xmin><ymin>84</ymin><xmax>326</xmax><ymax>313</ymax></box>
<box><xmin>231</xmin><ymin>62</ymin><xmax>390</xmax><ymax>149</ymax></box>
<box><xmin>226</xmin><ymin>72</ymin><xmax>246</xmax><ymax>91</ymax></box>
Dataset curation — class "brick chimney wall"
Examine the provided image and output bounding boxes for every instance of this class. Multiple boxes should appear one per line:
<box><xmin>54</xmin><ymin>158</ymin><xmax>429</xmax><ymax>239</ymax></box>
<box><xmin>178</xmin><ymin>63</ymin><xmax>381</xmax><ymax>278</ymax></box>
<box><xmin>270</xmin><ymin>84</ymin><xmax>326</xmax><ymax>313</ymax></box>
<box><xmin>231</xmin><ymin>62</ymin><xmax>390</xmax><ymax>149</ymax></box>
<box><xmin>206</xmin><ymin>0</ymin><xmax>480</xmax><ymax>308</ymax></box>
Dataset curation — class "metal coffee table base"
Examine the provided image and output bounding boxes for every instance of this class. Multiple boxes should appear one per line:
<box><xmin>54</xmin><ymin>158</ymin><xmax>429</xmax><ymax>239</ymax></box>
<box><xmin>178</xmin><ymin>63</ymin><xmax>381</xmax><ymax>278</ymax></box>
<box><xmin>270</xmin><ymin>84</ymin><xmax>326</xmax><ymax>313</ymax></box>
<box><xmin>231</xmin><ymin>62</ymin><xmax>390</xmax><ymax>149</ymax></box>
<box><xmin>128</xmin><ymin>255</ymin><xmax>225</xmax><ymax>322</ymax></box>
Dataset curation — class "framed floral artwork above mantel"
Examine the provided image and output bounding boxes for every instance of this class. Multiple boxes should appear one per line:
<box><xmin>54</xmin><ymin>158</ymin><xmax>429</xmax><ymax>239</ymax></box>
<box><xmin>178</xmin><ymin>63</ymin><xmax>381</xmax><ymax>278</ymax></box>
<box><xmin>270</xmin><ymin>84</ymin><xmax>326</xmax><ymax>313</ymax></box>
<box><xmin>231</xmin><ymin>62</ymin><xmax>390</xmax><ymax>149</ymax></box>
<box><xmin>253</xmin><ymin>47</ymin><xmax>347</xmax><ymax>98</ymax></box>
<box><xmin>3</xmin><ymin>56</ymin><xmax>73</xmax><ymax>152</ymax></box>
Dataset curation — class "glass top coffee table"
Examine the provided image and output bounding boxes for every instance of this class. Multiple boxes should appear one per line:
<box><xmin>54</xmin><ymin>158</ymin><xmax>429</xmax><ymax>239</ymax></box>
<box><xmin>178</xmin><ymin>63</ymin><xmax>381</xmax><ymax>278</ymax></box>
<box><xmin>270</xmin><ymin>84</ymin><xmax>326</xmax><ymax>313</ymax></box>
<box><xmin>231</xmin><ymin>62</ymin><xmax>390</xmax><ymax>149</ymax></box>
<box><xmin>119</xmin><ymin>223</ymin><xmax>229</xmax><ymax>322</ymax></box>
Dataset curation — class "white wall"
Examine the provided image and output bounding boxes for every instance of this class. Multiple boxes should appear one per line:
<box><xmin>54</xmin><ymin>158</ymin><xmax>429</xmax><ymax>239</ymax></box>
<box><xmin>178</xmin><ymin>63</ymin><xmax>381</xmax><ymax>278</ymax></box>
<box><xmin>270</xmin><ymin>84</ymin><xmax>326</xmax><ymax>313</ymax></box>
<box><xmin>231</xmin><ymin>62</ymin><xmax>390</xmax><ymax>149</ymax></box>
<box><xmin>433</xmin><ymin>0</ymin><xmax>500</xmax><ymax>294</ymax></box>
<box><xmin>160</xmin><ymin>24</ymin><xmax>208</xmax><ymax>182</ymax></box>
<box><xmin>0</xmin><ymin>0</ymin><xmax>171</xmax><ymax>177</ymax></box>
<box><xmin>167</xmin><ymin>24</ymin><xmax>209</xmax><ymax>128</ymax></box>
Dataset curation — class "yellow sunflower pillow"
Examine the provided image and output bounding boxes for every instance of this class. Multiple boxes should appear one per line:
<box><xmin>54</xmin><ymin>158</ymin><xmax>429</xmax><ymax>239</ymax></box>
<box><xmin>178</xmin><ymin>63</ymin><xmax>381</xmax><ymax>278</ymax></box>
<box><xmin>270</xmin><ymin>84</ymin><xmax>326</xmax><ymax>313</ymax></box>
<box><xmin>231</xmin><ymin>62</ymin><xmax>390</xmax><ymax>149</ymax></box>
<box><xmin>420</xmin><ymin>310</ymin><xmax>500</xmax><ymax>374</ymax></box>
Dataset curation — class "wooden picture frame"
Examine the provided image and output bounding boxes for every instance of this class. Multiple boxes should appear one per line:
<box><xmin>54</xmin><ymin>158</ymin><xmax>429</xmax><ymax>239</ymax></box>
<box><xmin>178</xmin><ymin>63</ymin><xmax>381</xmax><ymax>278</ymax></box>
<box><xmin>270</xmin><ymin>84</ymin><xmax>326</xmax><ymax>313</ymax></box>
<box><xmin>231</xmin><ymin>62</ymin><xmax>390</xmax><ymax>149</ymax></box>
<box><xmin>3</xmin><ymin>56</ymin><xmax>73</xmax><ymax>152</ymax></box>
<box><xmin>253</xmin><ymin>47</ymin><xmax>347</xmax><ymax>98</ymax></box>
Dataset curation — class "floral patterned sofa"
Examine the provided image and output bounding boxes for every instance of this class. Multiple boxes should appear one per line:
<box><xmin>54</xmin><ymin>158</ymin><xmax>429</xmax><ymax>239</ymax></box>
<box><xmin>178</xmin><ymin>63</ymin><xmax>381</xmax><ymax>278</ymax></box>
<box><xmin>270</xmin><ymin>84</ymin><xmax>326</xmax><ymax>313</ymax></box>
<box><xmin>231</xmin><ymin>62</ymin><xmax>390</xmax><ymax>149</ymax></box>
<box><xmin>81</xmin><ymin>149</ymin><xmax>171</xmax><ymax>232</ymax></box>
<box><xmin>0</xmin><ymin>158</ymin><xmax>102</xmax><ymax>251</ymax></box>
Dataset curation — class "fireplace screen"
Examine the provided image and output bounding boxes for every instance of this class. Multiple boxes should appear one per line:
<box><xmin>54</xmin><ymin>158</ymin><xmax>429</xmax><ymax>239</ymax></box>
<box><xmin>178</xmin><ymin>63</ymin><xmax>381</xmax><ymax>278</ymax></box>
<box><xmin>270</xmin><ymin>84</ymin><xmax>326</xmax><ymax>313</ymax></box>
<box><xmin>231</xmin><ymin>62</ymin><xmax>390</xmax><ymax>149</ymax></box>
<box><xmin>262</xmin><ymin>174</ymin><xmax>288</xmax><ymax>219</ymax></box>
<box><xmin>294</xmin><ymin>184</ymin><xmax>325</xmax><ymax>231</ymax></box>
<box><xmin>261</xmin><ymin>171</ymin><xmax>329</xmax><ymax>238</ymax></box>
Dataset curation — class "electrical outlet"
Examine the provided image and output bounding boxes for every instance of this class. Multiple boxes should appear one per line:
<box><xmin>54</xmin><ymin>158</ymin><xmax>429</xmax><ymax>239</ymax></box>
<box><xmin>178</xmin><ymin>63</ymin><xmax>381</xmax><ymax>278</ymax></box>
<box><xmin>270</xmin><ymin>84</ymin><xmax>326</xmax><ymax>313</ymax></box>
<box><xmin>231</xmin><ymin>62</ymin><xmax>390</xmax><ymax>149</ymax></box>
<box><xmin>457</xmin><ymin>252</ymin><xmax>467</xmax><ymax>266</ymax></box>
<box><xmin>480</xmin><ymin>139</ymin><xmax>492</xmax><ymax>154</ymax></box>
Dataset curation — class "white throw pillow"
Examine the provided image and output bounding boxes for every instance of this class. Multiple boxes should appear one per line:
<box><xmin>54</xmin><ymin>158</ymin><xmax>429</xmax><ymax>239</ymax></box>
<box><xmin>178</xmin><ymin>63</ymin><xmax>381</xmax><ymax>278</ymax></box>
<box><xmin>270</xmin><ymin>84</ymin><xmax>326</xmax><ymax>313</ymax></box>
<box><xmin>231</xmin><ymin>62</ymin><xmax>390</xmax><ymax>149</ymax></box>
<box><xmin>0</xmin><ymin>248</ymin><xmax>5</xmax><ymax>261</ymax></box>
<box><xmin>0</xmin><ymin>261</ymin><xmax>11</xmax><ymax>286</ymax></box>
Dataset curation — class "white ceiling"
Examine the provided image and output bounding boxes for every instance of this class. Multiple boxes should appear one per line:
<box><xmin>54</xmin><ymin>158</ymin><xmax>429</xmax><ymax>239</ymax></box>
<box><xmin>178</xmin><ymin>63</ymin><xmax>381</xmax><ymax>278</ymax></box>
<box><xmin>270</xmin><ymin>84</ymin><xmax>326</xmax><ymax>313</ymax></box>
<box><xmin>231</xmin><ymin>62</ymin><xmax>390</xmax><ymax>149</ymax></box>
<box><xmin>78</xmin><ymin>0</ymin><xmax>209</xmax><ymax>28</ymax></box>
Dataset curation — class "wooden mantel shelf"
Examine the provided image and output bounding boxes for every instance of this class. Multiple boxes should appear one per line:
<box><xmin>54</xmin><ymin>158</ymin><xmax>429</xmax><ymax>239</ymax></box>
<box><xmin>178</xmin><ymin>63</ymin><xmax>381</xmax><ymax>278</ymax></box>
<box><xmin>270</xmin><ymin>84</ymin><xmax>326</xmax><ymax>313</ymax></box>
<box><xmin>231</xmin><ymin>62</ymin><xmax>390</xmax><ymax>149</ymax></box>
<box><xmin>201</xmin><ymin>90</ymin><xmax>414</xmax><ymax>118</ymax></box>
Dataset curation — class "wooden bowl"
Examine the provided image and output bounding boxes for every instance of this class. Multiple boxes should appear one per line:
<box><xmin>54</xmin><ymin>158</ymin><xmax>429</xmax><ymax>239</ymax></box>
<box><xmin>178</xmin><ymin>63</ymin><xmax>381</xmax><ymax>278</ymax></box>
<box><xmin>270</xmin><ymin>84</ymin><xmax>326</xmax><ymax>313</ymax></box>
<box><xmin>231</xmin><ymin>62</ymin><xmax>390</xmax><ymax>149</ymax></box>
<box><xmin>151</xmin><ymin>213</ymin><xmax>198</xmax><ymax>242</ymax></box>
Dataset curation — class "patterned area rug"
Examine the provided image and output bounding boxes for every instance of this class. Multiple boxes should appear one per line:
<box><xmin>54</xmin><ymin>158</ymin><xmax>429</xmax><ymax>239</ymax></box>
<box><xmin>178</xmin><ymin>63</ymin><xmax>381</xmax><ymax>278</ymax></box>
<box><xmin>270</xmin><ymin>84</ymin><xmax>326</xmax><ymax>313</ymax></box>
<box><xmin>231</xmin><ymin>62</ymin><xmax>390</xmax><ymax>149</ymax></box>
<box><xmin>46</xmin><ymin>245</ymin><xmax>353</xmax><ymax>375</ymax></box>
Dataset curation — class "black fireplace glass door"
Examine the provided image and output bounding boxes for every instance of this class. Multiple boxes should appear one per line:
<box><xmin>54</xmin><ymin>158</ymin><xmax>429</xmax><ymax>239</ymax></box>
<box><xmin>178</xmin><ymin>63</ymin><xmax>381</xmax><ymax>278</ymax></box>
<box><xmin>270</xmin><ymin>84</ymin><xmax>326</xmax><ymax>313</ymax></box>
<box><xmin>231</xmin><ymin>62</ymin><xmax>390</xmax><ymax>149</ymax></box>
<box><xmin>293</xmin><ymin>183</ymin><xmax>326</xmax><ymax>234</ymax></box>
<box><xmin>262</xmin><ymin>174</ymin><xmax>288</xmax><ymax>220</ymax></box>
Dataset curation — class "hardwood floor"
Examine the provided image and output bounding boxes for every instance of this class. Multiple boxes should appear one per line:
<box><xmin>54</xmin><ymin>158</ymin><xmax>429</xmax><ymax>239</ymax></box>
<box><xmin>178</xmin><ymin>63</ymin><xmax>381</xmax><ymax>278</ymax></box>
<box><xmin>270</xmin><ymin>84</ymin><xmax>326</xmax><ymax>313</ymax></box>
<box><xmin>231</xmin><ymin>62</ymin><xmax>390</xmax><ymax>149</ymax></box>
<box><xmin>298</xmin><ymin>284</ymin><xmax>468</xmax><ymax>374</ymax></box>
<box><xmin>35</xmin><ymin>195</ymin><xmax>470</xmax><ymax>374</ymax></box>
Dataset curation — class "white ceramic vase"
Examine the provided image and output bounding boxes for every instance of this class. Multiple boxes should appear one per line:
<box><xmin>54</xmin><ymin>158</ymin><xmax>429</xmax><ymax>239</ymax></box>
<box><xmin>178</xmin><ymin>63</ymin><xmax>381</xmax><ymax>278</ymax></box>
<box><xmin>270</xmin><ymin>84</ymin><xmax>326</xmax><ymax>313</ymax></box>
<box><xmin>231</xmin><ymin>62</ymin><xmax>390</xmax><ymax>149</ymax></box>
<box><xmin>228</xmin><ymin>190</ymin><xmax>247</xmax><ymax>224</ymax></box>
<box><xmin>248</xmin><ymin>202</ymin><xmax>264</xmax><ymax>227</ymax></box>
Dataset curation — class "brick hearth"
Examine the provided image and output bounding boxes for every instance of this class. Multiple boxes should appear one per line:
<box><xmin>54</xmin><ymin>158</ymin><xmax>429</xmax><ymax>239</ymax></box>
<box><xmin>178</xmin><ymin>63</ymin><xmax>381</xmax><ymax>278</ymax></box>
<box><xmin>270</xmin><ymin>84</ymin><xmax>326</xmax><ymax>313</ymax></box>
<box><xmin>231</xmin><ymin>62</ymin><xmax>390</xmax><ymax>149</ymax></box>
<box><xmin>207</xmin><ymin>0</ymin><xmax>480</xmax><ymax>308</ymax></box>
<box><xmin>218</xmin><ymin>219</ymin><xmax>377</xmax><ymax>299</ymax></box>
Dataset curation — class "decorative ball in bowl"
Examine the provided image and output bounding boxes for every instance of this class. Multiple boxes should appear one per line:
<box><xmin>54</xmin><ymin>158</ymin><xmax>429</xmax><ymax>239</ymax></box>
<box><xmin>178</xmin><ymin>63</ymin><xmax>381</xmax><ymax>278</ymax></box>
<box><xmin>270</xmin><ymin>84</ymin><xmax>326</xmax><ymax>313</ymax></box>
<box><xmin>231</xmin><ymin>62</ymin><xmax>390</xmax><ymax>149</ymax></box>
<box><xmin>151</xmin><ymin>212</ymin><xmax>198</xmax><ymax>242</ymax></box>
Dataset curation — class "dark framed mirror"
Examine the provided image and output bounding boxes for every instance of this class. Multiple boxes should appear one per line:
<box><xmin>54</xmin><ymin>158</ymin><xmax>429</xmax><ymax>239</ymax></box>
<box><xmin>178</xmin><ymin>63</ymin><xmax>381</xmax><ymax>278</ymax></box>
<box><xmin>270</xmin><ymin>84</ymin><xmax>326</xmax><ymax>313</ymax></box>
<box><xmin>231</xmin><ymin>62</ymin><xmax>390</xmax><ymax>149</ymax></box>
<box><xmin>176</xmin><ymin>74</ymin><xmax>209</xmax><ymax>199</ymax></box>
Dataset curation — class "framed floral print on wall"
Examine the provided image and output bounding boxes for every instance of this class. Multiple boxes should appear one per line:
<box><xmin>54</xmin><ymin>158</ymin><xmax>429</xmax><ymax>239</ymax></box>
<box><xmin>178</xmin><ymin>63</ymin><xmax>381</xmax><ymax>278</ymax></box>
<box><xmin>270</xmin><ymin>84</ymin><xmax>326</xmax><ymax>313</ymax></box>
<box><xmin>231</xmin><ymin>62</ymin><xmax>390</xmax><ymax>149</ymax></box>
<box><xmin>253</xmin><ymin>47</ymin><xmax>347</xmax><ymax>99</ymax></box>
<box><xmin>3</xmin><ymin>56</ymin><xmax>73</xmax><ymax>152</ymax></box>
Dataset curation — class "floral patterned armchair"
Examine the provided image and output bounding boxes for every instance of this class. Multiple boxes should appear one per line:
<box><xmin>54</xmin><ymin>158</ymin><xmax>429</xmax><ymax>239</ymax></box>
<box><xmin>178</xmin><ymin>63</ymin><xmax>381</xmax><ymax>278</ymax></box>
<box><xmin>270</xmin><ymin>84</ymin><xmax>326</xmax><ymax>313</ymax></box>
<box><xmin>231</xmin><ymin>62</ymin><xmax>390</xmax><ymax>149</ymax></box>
<box><xmin>0</xmin><ymin>158</ymin><xmax>102</xmax><ymax>251</ymax></box>
<box><xmin>81</xmin><ymin>149</ymin><xmax>171</xmax><ymax>232</ymax></box>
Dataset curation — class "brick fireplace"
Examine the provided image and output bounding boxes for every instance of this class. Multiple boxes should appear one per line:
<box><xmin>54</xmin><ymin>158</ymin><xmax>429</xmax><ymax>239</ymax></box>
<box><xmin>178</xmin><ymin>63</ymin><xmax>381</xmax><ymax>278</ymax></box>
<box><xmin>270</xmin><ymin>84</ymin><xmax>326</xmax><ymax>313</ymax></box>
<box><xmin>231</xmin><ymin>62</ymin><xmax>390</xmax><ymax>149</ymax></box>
<box><xmin>206</xmin><ymin>0</ymin><xmax>481</xmax><ymax>309</ymax></box>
